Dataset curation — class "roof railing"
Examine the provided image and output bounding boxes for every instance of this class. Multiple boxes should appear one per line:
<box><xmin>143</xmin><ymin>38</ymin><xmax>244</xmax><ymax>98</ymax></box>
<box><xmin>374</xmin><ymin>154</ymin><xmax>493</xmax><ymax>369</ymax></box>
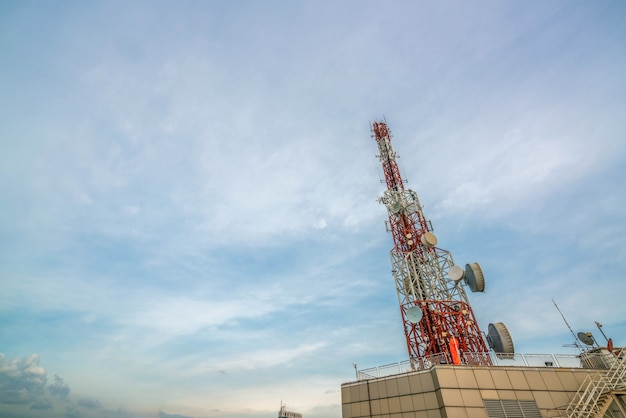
<box><xmin>355</xmin><ymin>352</ymin><xmax>610</xmax><ymax>381</ymax></box>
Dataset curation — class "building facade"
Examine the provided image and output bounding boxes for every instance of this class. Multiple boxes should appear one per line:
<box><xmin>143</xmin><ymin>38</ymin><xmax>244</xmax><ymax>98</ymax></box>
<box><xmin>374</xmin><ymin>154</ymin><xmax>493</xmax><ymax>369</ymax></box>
<box><xmin>341</xmin><ymin>352</ymin><xmax>626</xmax><ymax>418</ymax></box>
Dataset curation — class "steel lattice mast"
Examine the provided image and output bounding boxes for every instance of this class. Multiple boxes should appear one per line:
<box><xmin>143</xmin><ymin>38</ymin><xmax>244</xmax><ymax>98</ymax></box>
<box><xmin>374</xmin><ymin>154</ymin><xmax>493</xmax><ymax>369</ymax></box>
<box><xmin>372</xmin><ymin>120</ymin><xmax>491</xmax><ymax>369</ymax></box>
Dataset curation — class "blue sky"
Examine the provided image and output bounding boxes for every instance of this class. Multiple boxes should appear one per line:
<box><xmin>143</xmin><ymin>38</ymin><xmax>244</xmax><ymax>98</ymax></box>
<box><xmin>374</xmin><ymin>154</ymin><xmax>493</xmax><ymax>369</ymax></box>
<box><xmin>1</xmin><ymin>1</ymin><xmax>626</xmax><ymax>417</ymax></box>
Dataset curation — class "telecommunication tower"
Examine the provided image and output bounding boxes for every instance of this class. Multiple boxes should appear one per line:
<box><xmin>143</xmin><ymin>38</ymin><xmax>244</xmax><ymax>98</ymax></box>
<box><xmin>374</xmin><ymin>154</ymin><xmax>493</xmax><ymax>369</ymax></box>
<box><xmin>372</xmin><ymin>120</ymin><xmax>509</xmax><ymax>369</ymax></box>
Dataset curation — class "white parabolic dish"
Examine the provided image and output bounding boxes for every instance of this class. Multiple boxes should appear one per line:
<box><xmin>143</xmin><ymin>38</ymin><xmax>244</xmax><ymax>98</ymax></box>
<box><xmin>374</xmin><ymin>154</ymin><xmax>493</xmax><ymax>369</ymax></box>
<box><xmin>406</xmin><ymin>306</ymin><xmax>423</xmax><ymax>324</ymax></box>
<box><xmin>449</xmin><ymin>265</ymin><xmax>465</xmax><ymax>282</ymax></box>
<box><xmin>421</xmin><ymin>232</ymin><xmax>438</xmax><ymax>248</ymax></box>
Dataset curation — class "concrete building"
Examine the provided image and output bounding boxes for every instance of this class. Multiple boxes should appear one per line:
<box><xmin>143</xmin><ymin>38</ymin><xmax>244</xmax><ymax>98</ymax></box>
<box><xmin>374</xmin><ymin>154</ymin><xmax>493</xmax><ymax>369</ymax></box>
<box><xmin>341</xmin><ymin>350</ymin><xmax>626</xmax><ymax>418</ymax></box>
<box><xmin>279</xmin><ymin>403</ymin><xmax>302</xmax><ymax>418</ymax></box>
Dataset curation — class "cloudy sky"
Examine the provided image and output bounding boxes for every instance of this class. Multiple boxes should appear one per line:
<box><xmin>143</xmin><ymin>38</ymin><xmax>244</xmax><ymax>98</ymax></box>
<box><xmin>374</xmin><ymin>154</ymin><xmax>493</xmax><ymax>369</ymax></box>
<box><xmin>1</xmin><ymin>1</ymin><xmax>626</xmax><ymax>417</ymax></box>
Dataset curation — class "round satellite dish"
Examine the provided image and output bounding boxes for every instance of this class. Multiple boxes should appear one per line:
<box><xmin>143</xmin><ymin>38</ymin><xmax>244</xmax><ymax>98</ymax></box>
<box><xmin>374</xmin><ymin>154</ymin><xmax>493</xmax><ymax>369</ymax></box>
<box><xmin>449</xmin><ymin>265</ymin><xmax>465</xmax><ymax>282</ymax></box>
<box><xmin>464</xmin><ymin>262</ymin><xmax>485</xmax><ymax>292</ymax></box>
<box><xmin>406</xmin><ymin>306</ymin><xmax>423</xmax><ymax>324</ymax></box>
<box><xmin>577</xmin><ymin>332</ymin><xmax>595</xmax><ymax>346</ymax></box>
<box><xmin>391</xmin><ymin>202</ymin><xmax>402</xmax><ymax>213</ymax></box>
<box><xmin>421</xmin><ymin>232</ymin><xmax>438</xmax><ymax>248</ymax></box>
<box><xmin>487</xmin><ymin>322</ymin><xmax>514</xmax><ymax>355</ymax></box>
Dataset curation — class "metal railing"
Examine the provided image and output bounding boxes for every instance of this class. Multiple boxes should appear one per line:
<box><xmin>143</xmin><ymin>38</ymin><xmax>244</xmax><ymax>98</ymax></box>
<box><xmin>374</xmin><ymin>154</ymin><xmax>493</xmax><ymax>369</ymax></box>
<box><xmin>564</xmin><ymin>353</ymin><xmax>626</xmax><ymax>418</ymax></box>
<box><xmin>355</xmin><ymin>352</ymin><xmax>597</xmax><ymax>381</ymax></box>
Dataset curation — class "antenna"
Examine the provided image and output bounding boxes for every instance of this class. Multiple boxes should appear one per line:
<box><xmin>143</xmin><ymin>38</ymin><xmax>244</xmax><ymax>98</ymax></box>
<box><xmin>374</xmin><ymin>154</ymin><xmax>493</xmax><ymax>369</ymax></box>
<box><xmin>465</xmin><ymin>263</ymin><xmax>485</xmax><ymax>293</ymax></box>
<box><xmin>487</xmin><ymin>322</ymin><xmax>515</xmax><ymax>359</ymax></box>
<box><xmin>406</xmin><ymin>305</ymin><xmax>423</xmax><ymax>323</ymax></box>
<box><xmin>448</xmin><ymin>265</ymin><xmax>464</xmax><ymax>282</ymax></box>
<box><xmin>552</xmin><ymin>299</ymin><xmax>583</xmax><ymax>352</ymax></box>
<box><xmin>577</xmin><ymin>332</ymin><xmax>595</xmax><ymax>346</ymax></box>
<box><xmin>595</xmin><ymin>321</ymin><xmax>610</xmax><ymax>343</ymax></box>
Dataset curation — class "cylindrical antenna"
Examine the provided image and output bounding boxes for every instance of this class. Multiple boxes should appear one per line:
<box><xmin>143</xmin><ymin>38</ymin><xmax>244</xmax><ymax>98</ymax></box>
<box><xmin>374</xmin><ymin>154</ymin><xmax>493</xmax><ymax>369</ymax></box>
<box><xmin>595</xmin><ymin>321</ymin><xmax>610</xmax><ymax>343</ymax></box>
<box><xmin>552</xmin><ymin>298</ymin><xmax>583</xmax><ymax>352</ymax></box>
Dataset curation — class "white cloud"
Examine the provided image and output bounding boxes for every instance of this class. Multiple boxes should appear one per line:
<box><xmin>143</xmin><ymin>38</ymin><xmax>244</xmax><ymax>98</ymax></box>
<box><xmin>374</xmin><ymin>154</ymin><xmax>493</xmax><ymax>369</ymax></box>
<box><xmin>49</xmin><ymin>375</ymin><xmax>70</xmax><ymax>400</ymax></box>
<box><xmin>77</xmin><ymin>397</ymin><xmax>102</xmax><ymax>409</ymax></box>
<box><xmin>0</xmin><ymin>353</ymin><xmax>72</xmax><ymax>413</ymax></box>
<box><xmin>1</xmin><ymin>2</ymin><xmax>626</xmax><ymax>418</ymax></box>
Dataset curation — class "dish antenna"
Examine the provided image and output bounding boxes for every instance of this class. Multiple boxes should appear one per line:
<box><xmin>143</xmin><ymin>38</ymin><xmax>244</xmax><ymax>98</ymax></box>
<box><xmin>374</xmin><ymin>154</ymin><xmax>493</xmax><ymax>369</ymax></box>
<box><xmin>406</xmin><ymin>306</ymin><xmax>423</xmax><ymax>324</ymax></box>
<box><xmin>448</xmin><ymin>265</ymin><xmax>465</xmax><ymax>282</ymax></box>
<box><xmin>464</xmin><ymin>263</ymin><xmax>485</xmax><ymax>292</ymax></box>
<box><xmin>421</xmin><ymin>232</ymin><xmax>437</xmax><ymax>248</ymax></box>
<box><xmin>577</xmin><ymin>332</ymin><xmax>595</xmax><ymax>346</ymax></box>
<box><xmin>487</xmin><ymin>322</ymin><xmax>515</xmax><ymax>358</ymax></box>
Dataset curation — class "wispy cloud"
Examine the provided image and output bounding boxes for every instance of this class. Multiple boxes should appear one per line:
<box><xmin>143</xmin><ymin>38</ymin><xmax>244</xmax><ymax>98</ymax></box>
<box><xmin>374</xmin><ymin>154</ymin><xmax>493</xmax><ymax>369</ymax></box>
<box><xmin>1</xmin><ymin>1</ymin><xmax>625</xmax><ymax>418</ymax></box>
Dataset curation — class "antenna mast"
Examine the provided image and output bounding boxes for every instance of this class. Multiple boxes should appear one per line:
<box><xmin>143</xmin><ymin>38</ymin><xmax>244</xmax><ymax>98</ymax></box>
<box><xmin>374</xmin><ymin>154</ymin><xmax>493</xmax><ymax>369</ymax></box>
<box><xmin>372</xmin><ymin>120</ymin><xmax>491</xmax><ymax>368</ymax></box>
<box><xmin>552</xmin><ymin>298</ymin><xmax>584</xmax><ymax>352</ymax></box>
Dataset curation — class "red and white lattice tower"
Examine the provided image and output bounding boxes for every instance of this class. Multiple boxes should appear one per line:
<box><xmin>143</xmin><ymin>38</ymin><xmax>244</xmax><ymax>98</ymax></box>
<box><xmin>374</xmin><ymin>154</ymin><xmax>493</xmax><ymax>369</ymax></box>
<box><xmin>372</xmin><ymin>120</ymin><xmax>492</xmax><ymax>369</ymax></box>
